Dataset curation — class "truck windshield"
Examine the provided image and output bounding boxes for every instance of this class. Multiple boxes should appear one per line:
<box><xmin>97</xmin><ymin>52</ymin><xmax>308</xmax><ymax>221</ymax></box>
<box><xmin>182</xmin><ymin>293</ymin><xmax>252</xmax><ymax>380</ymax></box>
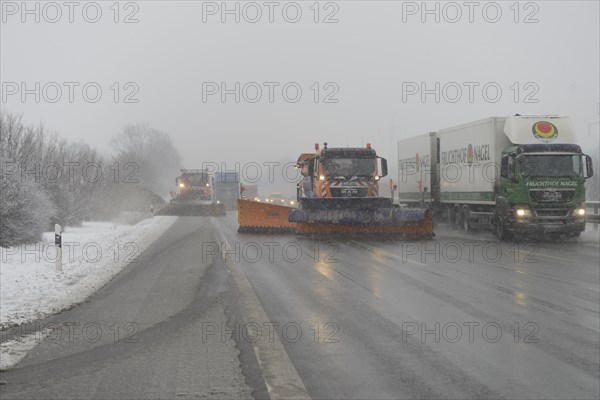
<box><xmin>183</xmin><ymin>174</ymin><xmax>209</xmax><ymax>184</ymax></box>
<box><xmin>323</xmin><ymin>157</ymin><xmax>376</xmax><ymax>177</ymax></box>
<box><xmin>520</xmin><ymin>155</ymin><xmax>581</xmax><ymax>178</ymax></box>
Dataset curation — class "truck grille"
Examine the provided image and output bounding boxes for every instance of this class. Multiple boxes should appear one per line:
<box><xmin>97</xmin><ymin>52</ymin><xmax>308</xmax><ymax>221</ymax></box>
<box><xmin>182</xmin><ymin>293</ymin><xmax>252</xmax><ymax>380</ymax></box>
<box><xmin>329</xmin><ymin>187</ymin><xmax>369</xmax><ymax>198</ymax></box>
<box><xmin>529</xmin><ymin>189</ymin><xmax>574</xmax><ymax>203</ymax></box>
<box><xmin>535</xmin><ymin>209</ymin><xmax>569</xmax><ymax>217</ymax></box>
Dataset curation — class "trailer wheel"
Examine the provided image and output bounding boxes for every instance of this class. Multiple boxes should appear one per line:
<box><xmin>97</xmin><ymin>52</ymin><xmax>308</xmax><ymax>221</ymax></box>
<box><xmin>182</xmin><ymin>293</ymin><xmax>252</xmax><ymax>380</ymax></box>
<box><xmin>452</xmin><ymin>206</ymin><xmax>461</xmax><ymax>230</ymax></box>
<box><xmin>461</xmin><ymin>206</ymin><xmax>470</xmax><ymax>233</ymax></box>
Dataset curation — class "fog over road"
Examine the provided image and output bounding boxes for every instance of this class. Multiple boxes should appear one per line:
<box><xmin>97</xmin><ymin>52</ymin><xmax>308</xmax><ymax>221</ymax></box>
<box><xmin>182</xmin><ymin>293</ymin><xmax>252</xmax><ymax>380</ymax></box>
<box><xmin>1</xmin><ymin>215</ymin><xmax>599</xmax><ymax>399</ymax></box>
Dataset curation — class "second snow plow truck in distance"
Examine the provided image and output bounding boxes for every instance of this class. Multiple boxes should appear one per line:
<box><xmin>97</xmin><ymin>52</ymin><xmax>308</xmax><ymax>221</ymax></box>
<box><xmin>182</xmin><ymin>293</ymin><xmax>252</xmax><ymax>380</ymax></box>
<box><xmin>237</xmin><ymin>143</ymin><xmax>433</xmax><ymax>238</ymax></box>
<box><xmin>159</xmin><ymin>169</ymin><xmax>226</xmax><ymax>216</ymax></box>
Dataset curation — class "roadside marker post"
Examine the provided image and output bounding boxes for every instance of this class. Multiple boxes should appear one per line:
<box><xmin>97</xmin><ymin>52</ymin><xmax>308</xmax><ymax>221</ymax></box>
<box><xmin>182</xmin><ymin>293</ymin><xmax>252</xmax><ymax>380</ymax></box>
<box><xmin>55</xmin><ymin>224</ymin><xmax>62</xmax><ymax>272</ymax></box>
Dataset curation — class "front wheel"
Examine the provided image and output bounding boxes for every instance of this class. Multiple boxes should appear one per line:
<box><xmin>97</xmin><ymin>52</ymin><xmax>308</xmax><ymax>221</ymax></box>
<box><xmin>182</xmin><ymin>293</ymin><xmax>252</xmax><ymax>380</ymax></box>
<box><xmin>495</xmin><ymin>216</ymin><xmax>513</xmax><ymax>241</ymax></box>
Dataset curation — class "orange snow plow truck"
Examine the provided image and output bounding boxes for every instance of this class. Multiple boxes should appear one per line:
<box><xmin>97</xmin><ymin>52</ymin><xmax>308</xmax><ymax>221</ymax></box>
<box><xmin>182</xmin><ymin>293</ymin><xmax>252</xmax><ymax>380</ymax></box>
<box><xmin>159</xmin><ymin>169</ymin><xmax>226</xmax><ymax>216</ymax></box>
<box><xmin>237</xmin><ymin>143</ymin><xmax>433</xmax><ymax>238</ymax></box>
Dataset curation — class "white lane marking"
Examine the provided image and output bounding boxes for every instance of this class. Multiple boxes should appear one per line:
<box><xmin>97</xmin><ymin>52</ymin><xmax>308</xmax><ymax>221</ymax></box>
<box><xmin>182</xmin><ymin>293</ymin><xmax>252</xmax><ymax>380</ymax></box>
<box><xmin>212</xmin><ymin>219</ymin><xmax>310</xmax><ymax>400</ymax></box>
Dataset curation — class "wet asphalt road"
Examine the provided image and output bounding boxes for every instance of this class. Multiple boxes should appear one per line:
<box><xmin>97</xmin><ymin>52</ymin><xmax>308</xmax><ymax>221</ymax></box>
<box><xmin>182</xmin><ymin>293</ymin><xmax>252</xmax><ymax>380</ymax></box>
<box><xmin>216</xmin><ymin>214</ymin><xmax>599</xmax><ymax>399</ymax></box>
<box><xmin>1</xmin><ymin>214</ymin><xmax>599</xmax><ymax>399</ymax></box>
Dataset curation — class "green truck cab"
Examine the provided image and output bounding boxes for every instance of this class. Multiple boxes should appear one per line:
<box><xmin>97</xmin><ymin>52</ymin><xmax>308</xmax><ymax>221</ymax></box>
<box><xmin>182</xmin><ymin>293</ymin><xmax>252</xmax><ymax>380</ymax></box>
<box><xmin>495</xmin><ymin>143</ymin><xmax>593</xmax><ymax>239</ymax></box>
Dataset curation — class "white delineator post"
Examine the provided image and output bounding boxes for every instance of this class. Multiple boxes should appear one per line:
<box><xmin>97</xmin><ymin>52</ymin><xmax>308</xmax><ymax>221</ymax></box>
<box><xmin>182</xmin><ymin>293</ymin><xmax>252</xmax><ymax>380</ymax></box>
<box><xmin>55</xmin><ymin>224</ymin><xmax>62</xmax><ymax>272</ymax></box>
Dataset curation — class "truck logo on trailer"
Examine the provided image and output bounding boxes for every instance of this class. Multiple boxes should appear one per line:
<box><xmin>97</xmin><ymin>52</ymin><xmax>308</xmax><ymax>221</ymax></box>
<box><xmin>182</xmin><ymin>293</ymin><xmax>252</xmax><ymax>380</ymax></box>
<box><xmin>532</xmin><ymin>121</ymin><xmax>558</xmax><ymax>141</ymax></box>
<box><xmin>466</xmin><ymin>144</ymin><xmax>474</xmax><ymax>164</ymax></box>
<box><xmin>441</xmin><ymin>144</ymin><xmax>489</xmax><ymax>165</ymax></box>
<box><xmin>399</xmin><ymin>154</ymin><xmax>429</xmax><ymax>172</ymax></box>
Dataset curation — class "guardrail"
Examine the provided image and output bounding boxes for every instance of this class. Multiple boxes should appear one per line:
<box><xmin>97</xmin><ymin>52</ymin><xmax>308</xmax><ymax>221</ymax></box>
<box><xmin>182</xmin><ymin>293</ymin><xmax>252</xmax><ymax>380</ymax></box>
<box><xmin>586</xmin><ymin>201</ymin><xmax>600</xmax><ymax>230</ymax></box>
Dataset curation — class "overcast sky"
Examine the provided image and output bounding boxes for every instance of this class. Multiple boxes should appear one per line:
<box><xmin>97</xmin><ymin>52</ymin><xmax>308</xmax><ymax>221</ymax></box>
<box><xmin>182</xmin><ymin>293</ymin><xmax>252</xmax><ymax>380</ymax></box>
<box><xmin>2</xmin><ymin>0</ymin><xmax>599</xmax><ymax>192</ymax></box>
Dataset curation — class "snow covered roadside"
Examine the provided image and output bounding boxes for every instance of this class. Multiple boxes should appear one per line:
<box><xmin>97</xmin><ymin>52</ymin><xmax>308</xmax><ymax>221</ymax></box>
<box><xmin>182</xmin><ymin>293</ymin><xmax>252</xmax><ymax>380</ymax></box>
<box><xmin>0</xmin><ymin>216</ymin><xmax>178</xmax><ymax>331</ymax></box>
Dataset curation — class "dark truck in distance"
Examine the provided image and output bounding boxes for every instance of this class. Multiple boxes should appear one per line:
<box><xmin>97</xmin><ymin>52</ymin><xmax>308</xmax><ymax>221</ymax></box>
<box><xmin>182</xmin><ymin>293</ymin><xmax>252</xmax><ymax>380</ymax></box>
<box><xmin>214</xmin><ymin>172</ymin><xmax>240</xmax><ymax>210</ymax></box>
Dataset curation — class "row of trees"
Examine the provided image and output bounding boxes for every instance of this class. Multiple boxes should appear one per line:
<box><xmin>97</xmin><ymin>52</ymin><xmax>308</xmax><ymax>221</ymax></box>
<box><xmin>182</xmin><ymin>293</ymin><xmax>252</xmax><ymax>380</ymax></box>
<box><xmin>0</xmin><ymin>111</ymin><xmax>181</xmax><ymax>246</ymax></box>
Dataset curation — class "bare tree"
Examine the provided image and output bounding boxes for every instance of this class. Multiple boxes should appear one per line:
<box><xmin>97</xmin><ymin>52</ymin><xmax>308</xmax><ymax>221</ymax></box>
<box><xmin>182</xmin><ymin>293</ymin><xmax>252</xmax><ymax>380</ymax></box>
<box><xmin>111</xmin><ymin>123</ymin><xmax>182</xmax><ymax>195</ymax></box>
<box><xmin>1</xmin><ymin>113</ymin><xmax>175</xmax><ymax>245</ymax></box>
<box><xmin>1</xmin><ymin>112</ymin><xmax>56</xmax><ymax>245</ymax></box>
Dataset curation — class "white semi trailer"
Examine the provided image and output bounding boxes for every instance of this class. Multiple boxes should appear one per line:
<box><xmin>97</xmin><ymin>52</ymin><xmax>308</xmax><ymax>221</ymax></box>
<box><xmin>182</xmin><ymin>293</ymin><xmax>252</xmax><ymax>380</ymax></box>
<box><xmin>398</xmin><ymin>115</ymin><xmax>594</xmax><ymax>239</ymax></box>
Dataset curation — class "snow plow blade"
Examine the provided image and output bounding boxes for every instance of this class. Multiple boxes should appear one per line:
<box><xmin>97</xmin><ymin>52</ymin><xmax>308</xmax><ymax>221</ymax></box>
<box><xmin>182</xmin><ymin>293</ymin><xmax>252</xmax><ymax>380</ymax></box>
<box><xmin>237</xmin><ymin>199</ymin><xmax>296</xmax><ymax>233</ymax></box>
<box><xmin>213</xmin><ymin>203</ymin><xmax>227</xmax><ymax>216</ymax></box>
<box><xmin>157</xmin><ymin>203</ymin><xmax>226</xmax><ymax>216</ymax></box>
<box><xmin>289</xmin><ymin>207</ymin><xmax>434</xmax><ymax>239</ymax></box>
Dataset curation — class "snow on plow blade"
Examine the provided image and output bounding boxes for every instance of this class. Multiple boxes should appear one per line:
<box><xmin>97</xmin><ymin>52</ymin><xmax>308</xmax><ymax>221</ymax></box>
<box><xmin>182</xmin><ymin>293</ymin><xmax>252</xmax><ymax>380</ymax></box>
<box><xmin>289</xmin><ymin>208</ymin><xmax>434</xmax><ymax>239</ymax></box>
<box><xmin>236</xmin><ymin>198</ymin><xmax>434</xmax><ymax>238</ymax></box>
<box><xmin>237</xmin><ymin>199</ymin><xmax>296</xmax><ymax>233</ymax></box>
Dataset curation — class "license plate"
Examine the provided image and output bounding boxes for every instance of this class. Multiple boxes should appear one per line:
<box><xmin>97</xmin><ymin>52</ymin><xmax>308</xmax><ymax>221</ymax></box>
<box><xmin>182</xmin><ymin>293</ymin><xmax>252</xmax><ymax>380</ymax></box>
<box><xmin>542</xmin><ymin>191</ymin><xmax>561</xmax><ymax>202</ymax></box>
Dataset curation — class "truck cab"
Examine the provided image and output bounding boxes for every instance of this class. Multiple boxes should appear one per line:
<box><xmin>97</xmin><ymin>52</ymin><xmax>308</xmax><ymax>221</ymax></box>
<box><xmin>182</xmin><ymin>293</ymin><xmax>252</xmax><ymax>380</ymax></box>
<box><xmin>297</xmin><ymin>143</ymin><xmax>388</xmax><ymax>202</ymax></box>
<box><xmin>496</xmin><ymin>142</ymin><xmax>593</xmax><ymax>239</ymax></box>
<box><xmin>175</xmin><ymin>170</ymin><xmax>214</xmax><ymax>205</ymax></box>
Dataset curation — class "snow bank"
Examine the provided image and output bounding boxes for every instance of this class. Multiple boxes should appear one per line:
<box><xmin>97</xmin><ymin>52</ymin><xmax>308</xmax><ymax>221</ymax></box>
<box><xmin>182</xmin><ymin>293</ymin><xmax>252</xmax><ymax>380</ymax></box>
<box><xmin>0</xmin><ymin>216</ymin><xmax>178</xmax><ymax>330</ymax></box>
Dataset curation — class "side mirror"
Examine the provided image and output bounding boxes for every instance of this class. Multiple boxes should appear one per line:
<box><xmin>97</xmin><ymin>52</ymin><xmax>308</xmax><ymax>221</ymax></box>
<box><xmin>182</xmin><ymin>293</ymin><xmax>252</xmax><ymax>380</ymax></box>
<box><xmin>500</xmin><ymin>156</ymin><xmax>509</xmax><ymax>178</ymax></box>
<box><xmin>299</xmin><ymin>158</ymin><xmax>314</xmax><ymax>177</ymax></box>
<box><xmin>298</xmin><ymin>164</ymin><xmax>308</xmax><ymax>177</ymax></box>
<box><xmin>585</xmin><ymin>155</ymin><xmax>594</xmax><ymax>179</ymax></box>
<box><xmin>380</xmin><ymin>158</ymin><xmax>388</xmax><ymax>177</ymax></box>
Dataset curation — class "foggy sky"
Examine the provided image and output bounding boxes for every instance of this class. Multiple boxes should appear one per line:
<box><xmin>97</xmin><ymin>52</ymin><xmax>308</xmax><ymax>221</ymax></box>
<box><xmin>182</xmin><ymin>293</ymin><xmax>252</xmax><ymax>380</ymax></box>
<box><xmin>2</xmin><ymin>1</ymin><xmax>599</xmax><ymax>195</ymax></box>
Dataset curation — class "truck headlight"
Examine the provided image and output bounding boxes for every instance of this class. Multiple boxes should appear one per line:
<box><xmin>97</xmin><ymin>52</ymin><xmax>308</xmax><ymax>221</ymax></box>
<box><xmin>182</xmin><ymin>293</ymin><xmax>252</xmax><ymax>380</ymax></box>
<box><xmin>574</xmin><ymin>208</ymin><xmax>586</xmax><ymax>217</ymax></box>
<box><xmin>319</xmin><ymin>175</ymin><xmax>326</xmax><ymax>181</ymax></box>
<box><xmin>374</xmin><ymin>175</ymin><xmax>380</xmax><ymax>181</ymax></box>
<box><xmin>515</xmin><ymin>208</ymin><xmax>531</xmax><ymax>217</ymax></box>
